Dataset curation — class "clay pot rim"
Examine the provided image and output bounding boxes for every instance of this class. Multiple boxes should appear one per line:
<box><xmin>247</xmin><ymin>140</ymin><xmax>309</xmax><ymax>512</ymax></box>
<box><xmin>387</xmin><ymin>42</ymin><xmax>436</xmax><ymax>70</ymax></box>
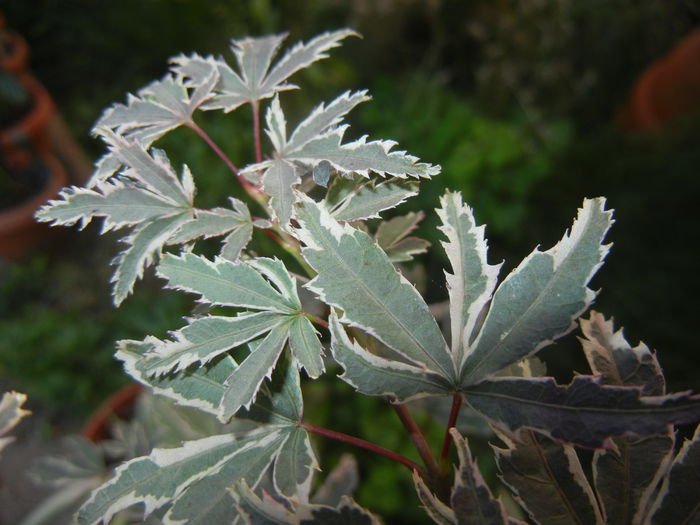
<box><xmin>0</xmin><ymin>73</ymin><xmax>54</xmax><ymax>149</ymax></box>
<box><xmin>81</xmin><ymin>383</ymin><xmax>144</xmax><ymax>443</ymax></box>
<box><xmin>0</xmin><ymin>26</ymin><xmax>29</xmax><ymax>75</ymax></box>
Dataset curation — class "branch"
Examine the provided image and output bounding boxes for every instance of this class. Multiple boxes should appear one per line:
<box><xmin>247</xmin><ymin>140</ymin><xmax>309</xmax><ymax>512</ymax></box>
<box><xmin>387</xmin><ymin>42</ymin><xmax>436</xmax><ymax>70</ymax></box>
<box><xmin>440</xmin><ymin>393</ymin><xmax>463</xmax><ymax>469</ymax></box>
<box><xmin>390</xmin><ymin>400</ymin><xmax>441</xmax><ymax>479</ymax></box>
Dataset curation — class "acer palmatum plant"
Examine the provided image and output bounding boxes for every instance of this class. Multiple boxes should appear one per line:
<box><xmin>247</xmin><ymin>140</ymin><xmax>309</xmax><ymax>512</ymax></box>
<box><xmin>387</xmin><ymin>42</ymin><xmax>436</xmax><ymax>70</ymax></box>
<box><xmin>36</xmin><ymin>30</ymin><xmax>700</xmax><ymax>524</ymax></box>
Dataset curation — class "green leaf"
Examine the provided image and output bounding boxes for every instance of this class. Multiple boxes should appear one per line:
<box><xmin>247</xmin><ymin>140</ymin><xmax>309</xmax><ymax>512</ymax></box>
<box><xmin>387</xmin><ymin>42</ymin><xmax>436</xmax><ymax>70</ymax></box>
<box><xmin>157</xmin><ymin>253</ymin><xmax>297</xmax><ymax>313</ymax></box>
<box><xmin>239</xmin><ymin>358</ymin><xmax>304</xmax><ymax>426</ymax></box>
<box><xmin>76</xmin><ymin>433</ymin><xmax>251</xmax><ymax>525</ymax></box>
<box><xmin>461</xmin><ymin>198</ymin><xmax>613</xmax><ymax>385</ymax></box>
<box><xmin>262</xmin><ymin>159</ymin><xmax>299</xmax><ymax>226</ymax></box>
<box><xmin>141</xmin><ymin>311</ymin><xmax>286</xmax><ymax>376</ymax></box>
<box><xmin>167</xmin><ymin>200</ymin><xmax>254</xmax><ymax>249</ymax></box>
<box><xmin>274</xmin><ymin>427</ymin><xmax>318</xmax><ymax>501</ymax></box>
<box><xmin>329</xmin><ymin>313</ymin><xmax>452</xmax><ymax>402</ymax></box>
<box><xmin>451</xmin><ymin>429</ymin><xmax>511</xmax><ymax>525</ymax></box>
<box><xmin>493</xmin><ymin>429</ymin><xmax>604</xmax><ymax>525</ymax></box>
<box><xmin>0</xmin><ymin>391</ymin><xmax>29</xmax><ymax>456</ymax></box>
<box><xmin>579</xmin><ymin>312</ymin><xmax>675</xmax><ymax>523</ymax></box>
<box><xmin>374</xmin><ymin>211</ymin><xmax>430</xmax><ymax>262</ymax></box>
<box><xmin>648</xmin><ymin>424</ymin><xmax>700</xmax><ymax>525</ymax></box>
<box><xmin>164</xmin><ymin>430</ymin><xmax>287</xmax><ymax>525</ymax></box>
<box><xmin>118</xmin><ymin>340</ymin><xmax>234</xmax><ymax>416</ymax></box>
<box><xmin>95</xmin><ymin>72</ymin><xmax>218</xmax><ymax>145</ymax></box>
<box><xmin>288</xmin><ymin>315</ymin><xmax>325</xmax><ymax>379</ymax></box>
<box><xmin>329</xmin><ymin>180</ymin><xmax>418</xmax><ymax>222</ymax></box>
<box><xmin>437</xmin><ymin>192</ymin><xmax>501</xmax><ymax>363</ymax></box>
<box><xmin>36</xmin><ymin>181</ymin><xmax>185</xmax><ymax>232</ymax></box>
<box><xmin>463</xmin><ymin>376</ymin><xmax>700</xmax><ymax>449</ymax></box>
<box><xmin>295</xmin><ymin>196</ymin><xmax>454</xmax><ymax>380</ymax></box>
<box><xmin>111</xmin><ymin>211</ymin><xmax>192</xmax><ymax>306</ymax></box>
<box><xmin>219</xmin><ymin>322</ymin><xmax>292</xmax><ymax>422</ymax></box>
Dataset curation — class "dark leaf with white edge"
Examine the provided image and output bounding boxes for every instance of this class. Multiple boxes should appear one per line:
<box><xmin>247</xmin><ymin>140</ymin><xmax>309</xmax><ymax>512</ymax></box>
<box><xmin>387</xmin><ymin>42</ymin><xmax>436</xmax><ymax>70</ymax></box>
<box><xmin>288</xmin><ymin>315</ymin><xmax>325</xmax><ymax>379</ymax></box>
<box><xmin>329</xmin><ymin>180</ymin><xmax>418</xmax><ymax>222</ymax></box>
<box><xmin>461</xmin><ymin>198</ymin><xmax>613</xmax><ymax>386</ymax></box>
<box><xmin>580</xmin><ymin>312</ymin><xmax>675</xmax><ymax>523</ymax></box>
<box><xmin>463</xmin><ymin>375</ymin><xmax>700</xmax><ymax>449</ymax></box>
<box><xmin>262</xmin><ymin>159</ymin><xmax>299</xmax><ymax>226</ymax></box>
<box><xmin>329</xmin><ymin>313</ymin><xmax>452</xmax><ymax>402</ymax></box>
<box><xmin>450</xmin><ymin>429</ymin><xmax>511</xmax><ymax>525</ymax></box>
<box><xmin>295</xmin><ymin>195</ymin><xmax>454</xmax><ymax>380</ymax></box>
<box><xmin>76</xmin><ymin>433</ymin><xmax>255</xmax><ymax>525</ymax></box>
<box><xmin>219</xmin><ymin>322</ymin><xmax>292</xmax><ymax>422</ymax></box>
<box><xmin>172</xmin><ymin>30</ymin><xmax>357</xmax><ymax>113</ymax></box>
<box><xmin>413</xmin><ymin>472</ymin><xmax>457</xmax><ymax>525</ymax></box>
<box><xmin>35</xmin><ymin>180</ymin><xmax>186</xmax><ymax>232</ymax></box>
<box><xmin>437</xmin><ymin>191</ymin><xmax>501</xmax><ymax>364</ymax></box>
<box><xmin>95</xmin><ymin>71</ymin><xmax>218</xmax><ymax>146</ymax></box>
<box><xmin>493</xmin><ymin>429</ymin><xmax>604</xmax><ymax>525</ymax></box>
<box><xmin>111</xmin><ymin>211</ymin><xmax>192</xmax><ymax>306</ymax></box>
<box><xmin>167</xmin><ymin>199</ymin><xmax>254</xmax><ymax>247</ymax></box>
<box><xmin>141</xmin><ymin>311</ymin><xmax>286</xmax><ymax>376</ymax></box>
<box><xmin>157</xmin><ymin>253</ymin><xmax>297</xmax><ymax>313</ymax></box>
<box><xmin>274</xmin><ymin>427</ymin><xmax>319</xmax><ymax>501</ymax></box>
<box><xmin>164</xmin><ymin>430</ymin><xmax>287</xmax><ymax>525</ymax></box>
<box><xmin>118</xmin><ymin>340</ymin><xmax>233</xmax><ymax>416</ymax></box>
<box><xmin>374</xmin><ymin>211</ymin><xmax>423</xmax><ymax>250</ymax></box>
<box><xmin>648</xmin><ymin>424</ymin><xmax>700</xmax><ymax>525</ymax></box>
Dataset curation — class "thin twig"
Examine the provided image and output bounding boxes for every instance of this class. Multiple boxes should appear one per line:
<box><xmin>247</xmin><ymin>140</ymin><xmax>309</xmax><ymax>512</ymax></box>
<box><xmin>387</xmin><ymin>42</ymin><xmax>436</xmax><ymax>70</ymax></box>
<box><xmin>391</xmin><ymin>401</ymin><xmax>441</xmax><ymax>479</ymax></box>
<box><xmin>252</xmin><ymin>100</ymin><xmax>262</xmax><ymax>164</ymax></box>
<box><xmin>440</xmin><ymin>393</ymin><xmax>463</xmax><ymax>467</ymax></box>
<box><xmin>187</xmin><ymin>121</ymin><xmax>240</xmax><ymax>175</ymax></box>
<box><xmin>302</xmin><ymin>420</ymin><xmax>424</xmax><ymax>476</ymax></box>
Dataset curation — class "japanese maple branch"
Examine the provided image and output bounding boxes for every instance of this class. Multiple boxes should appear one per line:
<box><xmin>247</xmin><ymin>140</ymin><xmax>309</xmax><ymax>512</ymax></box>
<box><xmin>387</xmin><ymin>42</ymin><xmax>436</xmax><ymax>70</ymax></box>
<box><xmin>252</xmin><ymin>100</ymin><xmax>263</xmax><ymax>164</ymax></box>
<box><xmin>301</xmin><ymin>420</ymin><xmax>424</xmax><ymax>476</ymax></box>
<box><xmin>440</xmin><ymin>393</ymin><xmax>463</xmax><ymax>469</ymax></box>
<box><xmin>390</xmin><ymin>400</ymin><xmax>441</xmax><ymax>479</ymax></box>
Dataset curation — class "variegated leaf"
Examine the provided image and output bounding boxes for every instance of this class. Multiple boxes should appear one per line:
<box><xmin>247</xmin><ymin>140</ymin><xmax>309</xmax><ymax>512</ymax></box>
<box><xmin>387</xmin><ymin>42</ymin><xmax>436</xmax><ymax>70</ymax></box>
<box><xmin>35</xmin><ymin>180</ymin><xmax>186</xmax><ymax>232</ymax></box>
<box><xmin>329</xmin><ymin>313</ymin><xmax>452</xmax><ymax>402</ymax></box>
<box><xmin>288</xmin><ymin>315</ymin><xmax>325</xmax><ymax>379</ymax></box>
<box><xmin>157</xmin><ymin>253</ymin><xmax>297</xmax><ymax>313</ymax></box>
<box><xmin>219</xmin><ymin>323</ymin><xmax>292</xmax><ymax>422</ymax></box>
<box><xmin>295</xmin><ymin>195</ymin><xmax>454</xmax><ymax>380</ymax></box>
<box><xmin>238</xmin><ymin>358</ymin><xmax>304</xmax><ymax>426</ymax></box>
<box><xmin>451</xmin><ymin>429</ymin><xmax>512</xmax><ymax>525</ymax></box>
<box><xmin>95</xmin><ymin>71</ymin><xmax>218</xmax><ymax>146</ymax></box>
<box><xmin>460</xmin><ymin>198</ymin><xmax>613</xmax><ymax>386</ymax></box>
<box><xmin>648</xmin><ymin>424</ymin><xmax>700</xmax><ymax>525</ymax></box>
<box><xmin>580</xmin><ymin>312</ymin><xmax>675</xmax><ymax>523</ymax></box>
<box><xmin>111</xmin><ymin>211</ymin><xmax>192</xmax><ymax>306</ymax></box>
<box><xmin>262</xmin><ymin>159</ymin><xmax>299</xmax><ymax>226</ymax></box>
<box><xmin>274</xmin><ymin>427</ymin><xmax>319</xmax><ymax>502</ymax></box>
<box><xmin>413</xmin><ymin>472</ymin><xmax>457</xmax><ymax>525</ymax></box>
<box><xmin>172</xmin><ymin>30</ymin><xmax>357</xmax><ymax>112</ymax></box>
<box><xmin>463</xmin><ymin>375</ymin><xmax>700</xmax><ymax>449</ymax></box>
<box><xmin>437</xmin><ymin>192</ymin><xmax>501</xmax><ymax>363</ymax></box>
<box><xmin>142</xmin><ymin>311</ymin><xmax>286</xmax><ymax>376</ymax></box>
<box><xmin>329</xmin><ymin>180</ymin><xmax>418</xmax><ymax>222</ymax></box>
<box><xmin>76</xmin><ymin>433</ymin><xmax>248</xmax><ymax>525</ymax></box>
<box><xmin>493</xmin><ymin>429</ymin><xmax>604</xmax><ymax>525</ymax></box>
<box><xmin>0</xmin><ymin>391</ymin><xmax>29</xmax><ymax>456</ymax></box>
<box><xmin>374</xmin><ymin>211</ymin><xmax>430</xmax><ymax>263</ymax></box>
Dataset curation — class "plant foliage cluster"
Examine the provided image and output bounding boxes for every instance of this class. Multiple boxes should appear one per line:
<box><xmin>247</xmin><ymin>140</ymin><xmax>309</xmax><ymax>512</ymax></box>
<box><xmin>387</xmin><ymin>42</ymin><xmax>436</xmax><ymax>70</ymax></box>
<box><xmin>36</xmin><ymin>30</ymin><xmax>700</xmax><ymax>524</ymax></box>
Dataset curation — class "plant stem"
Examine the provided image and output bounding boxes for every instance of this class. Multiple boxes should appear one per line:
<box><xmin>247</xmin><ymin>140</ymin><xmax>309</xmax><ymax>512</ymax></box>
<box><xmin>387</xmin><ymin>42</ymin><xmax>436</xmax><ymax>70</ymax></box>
<box><xmin>187</xmin><ymin>121</ymin><xmax>240</xmax><ymax>175</ymax></box>
<box><xmin>252</xmin><ymin>100</ymin><xmax>262</xmax><ymax>164</ymax></box>
<box><xmin>301</xmin><ymin>420</ymin><xmax>424</xmax><ymax>476</ymax></box>
<box><xmin>390</xmin><ymin>401</ymin><xmax>441</xmax><ymax>479</ymax></box>
<box><xmin>440</xmin><ymin>393</ymin><xmax>463</xmax><ymax>468</ymax></box>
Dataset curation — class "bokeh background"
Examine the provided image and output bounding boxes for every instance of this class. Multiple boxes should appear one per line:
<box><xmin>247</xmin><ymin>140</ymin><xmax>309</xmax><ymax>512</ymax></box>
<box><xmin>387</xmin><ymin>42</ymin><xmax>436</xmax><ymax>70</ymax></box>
<box><xmin>2</xmin><ymin>1</ymin><xmax>700</xmax><ymax>522</ymax></box>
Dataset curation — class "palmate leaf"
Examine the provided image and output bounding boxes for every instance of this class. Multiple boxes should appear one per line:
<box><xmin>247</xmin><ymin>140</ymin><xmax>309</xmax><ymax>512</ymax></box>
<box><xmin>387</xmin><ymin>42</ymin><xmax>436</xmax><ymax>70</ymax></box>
<box><xmin>172</xmin><ymin>30</ymin><xmax>357</xmax><ymax>113</ymax></box>
<box><xmin>580</xmin><ymin>312</ymin><xmax>675</xmax><ymax>524</ymax></box>
<box><xmin>329</xmin><ymin>313</ymin><xmax>452</xmax><ymax>402</ymax></box>
<box><xmin>437</xmin><ymin>192</ymin><xmax>501</xmax><ymax>362</ymax></box>
<box><xmin>295</xmin><ymin>195</ymin><xmax>455</xmax><ymax>380</ymax></box>
<box><xmin>648</xmin><ymin>424</ymin><xmax>700</xmax><ymax>525</ymax></box>
<box><xmin>493</xmin><ymin>429</ymin><xmax>604</xmax><ymax>525</ymax></box>
<box><xmin>244</xmin><ymin>91</ymin><xmax>439</xmax><ymax>225</ymax></box>
<box><xmin>232</xmin><ymin>482</ymin><xmax>381</xmax><ymax>525</ymax></box>
<box><xmin>460</xmin><ymin>198</ymin><xmax>613</xmax><ymax>386</ymax></box>
<box><xmin>327</xmin><ymin>179</ymin><xmax>419</xmax><ymax>222</ymax></box>
<box><xmin>462</xmin><ymin>375</ymin><xmax>700</xmax><ymax>449</ymax></box>
<box><xmin>94</xmin><ymin>70</ymin><xmax>219</xmax><ymax>146</ymax></box>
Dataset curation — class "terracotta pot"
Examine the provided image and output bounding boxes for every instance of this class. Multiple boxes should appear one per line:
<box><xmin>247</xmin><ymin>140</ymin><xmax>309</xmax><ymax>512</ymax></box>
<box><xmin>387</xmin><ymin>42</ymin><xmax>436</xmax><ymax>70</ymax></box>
<box><xmin>0</xmin><ymin>155</ymin><xmax>67</xmax><ymax>261</ymax></box>
<box><xmin>621</xmin><ymin>28</ymin><xmax>700</xmax><ymax>131</ymax></box>
<box><xmin>0</xmin><ymin>17</ymin><xmax>29</xmax><ymax>75</ymax></box>
<box><xmin>0</xmin><ymin>73</ymin><xmax>55</xmax><ymax>171</ymax></box>
<box><xmin>82</xmin><ymin>384</ymin><xmax>144</xmax><ymax>443</ymax></box>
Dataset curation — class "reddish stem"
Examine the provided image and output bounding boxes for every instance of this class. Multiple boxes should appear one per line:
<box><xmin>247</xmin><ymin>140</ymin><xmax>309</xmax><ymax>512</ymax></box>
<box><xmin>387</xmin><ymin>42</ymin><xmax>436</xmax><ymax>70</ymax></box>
<box><xmin>306</xmin><ymin>313</ymin><xmax>328</xmax><ymax>329</ymax></box>
<box><xmin>391</xmin><ymin>401</ymin><xmax>441</xmax><ymax>479</ymax></box>
<box><xmin>252</xmin><ymin>100</ymin><xmax>262</xmax><ymax>164</ymax></box>
<box><xmin>302</xmin><ymin>421</ymin><xmax>424</xmax><ymax>476</ymax></box>
<box><xmin>440</xmin><ymin>393</ymin><xmax>463</xmax><ymax>465</ymax></box>
<box><xmin>187</xmin><ymin>121</ymin><xmax>240</xmax><ymax>175</ymax></box>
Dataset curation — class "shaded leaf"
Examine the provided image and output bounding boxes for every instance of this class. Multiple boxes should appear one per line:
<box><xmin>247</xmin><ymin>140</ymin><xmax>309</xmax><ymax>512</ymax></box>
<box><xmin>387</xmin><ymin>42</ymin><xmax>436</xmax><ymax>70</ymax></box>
<box><xmin>329</xmin><ymin>180</ymin><xmax>418</xmax><ymax>222</ymax></box>
<box><xmin>311</xmin><ymin>454</ymin><xmax>359</xmax><ymax>507</ymax></box>
<box><xmin>461</xmin><ymin>198</ymin><xmax>613</xmax><ymax>385</ymax></box>
<box><xmin>413</xmin><ymin>471</ymin><xmax>456</xmax><ymax>525</ymax></box>
<box><xmin>274</xmin><ymin>427</ymin><xmax>318</xmax><ymax>501</ymax></box>
<box><xmin>167</xmin><ymin>200</ymin><xmax>254</xmax><ymax>250</ymax></box>
<box><xmin>463</xmin><ymin>375</ymin><xmax>700</xmax><ymax>448</ymax></box>
<box><xmin>329</xmin><ymin>313</ymin><xmax>452</xmax><ymax>402</ymax></box>
<box><xmin>493</xmin><ymin>429</ymin><xmax>603</xmax><ymax>525</ymax></box>
<box><xmin>295</xmin><ymin>196</ymin><xmax>454</xmax><ymax>379</ymax></box>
